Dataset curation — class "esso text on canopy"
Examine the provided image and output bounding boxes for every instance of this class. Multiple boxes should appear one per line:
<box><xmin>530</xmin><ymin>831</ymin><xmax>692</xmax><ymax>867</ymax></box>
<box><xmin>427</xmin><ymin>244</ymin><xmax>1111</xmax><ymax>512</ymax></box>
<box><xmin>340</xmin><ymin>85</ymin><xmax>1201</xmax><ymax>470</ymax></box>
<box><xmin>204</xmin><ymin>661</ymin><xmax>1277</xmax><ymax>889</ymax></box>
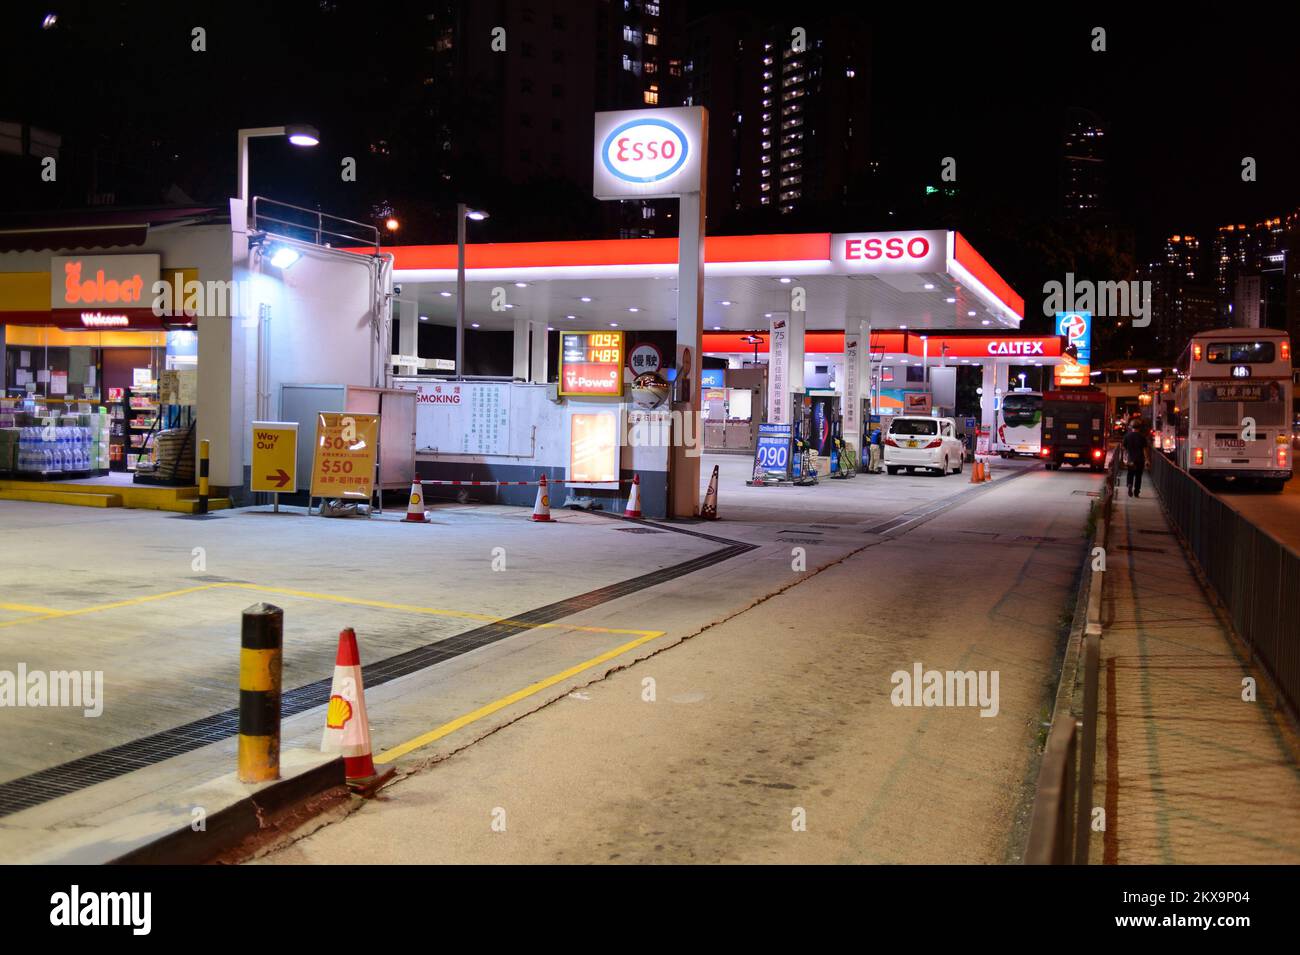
<box><xmin>601</xmin><ymin>118</ymin><xmax>690</xmax><ymax>184</ymax></box>
<box><xmin>842</xmin><ymin>235</ymin><xmax>932</xmax><ymax>262</ymax></box>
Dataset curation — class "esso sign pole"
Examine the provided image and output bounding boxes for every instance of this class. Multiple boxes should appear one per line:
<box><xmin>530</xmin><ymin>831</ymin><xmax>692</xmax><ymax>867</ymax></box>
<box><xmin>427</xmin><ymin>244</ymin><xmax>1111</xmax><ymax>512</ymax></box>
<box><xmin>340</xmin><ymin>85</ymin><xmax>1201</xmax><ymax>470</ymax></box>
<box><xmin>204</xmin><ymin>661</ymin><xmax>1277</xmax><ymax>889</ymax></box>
<box><xmin>594</xmin><ymin>106</ymin><xmax>707</xmax><ymax>517</ymax></box>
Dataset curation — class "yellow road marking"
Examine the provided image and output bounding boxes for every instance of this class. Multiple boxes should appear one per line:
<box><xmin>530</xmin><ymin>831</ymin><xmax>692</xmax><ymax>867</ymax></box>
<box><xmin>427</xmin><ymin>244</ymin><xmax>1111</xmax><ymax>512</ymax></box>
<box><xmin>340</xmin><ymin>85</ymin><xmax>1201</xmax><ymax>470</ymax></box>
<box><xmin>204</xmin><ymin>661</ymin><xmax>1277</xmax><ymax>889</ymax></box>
<box><xmin>0</xmin><ymin>600</ymin><xmax>62</xmax><ymax>614</ymax></box>
<box><xmin>0</xmin><ymin>581</ymin><xmax>658</xmax><ymax>638</ymax></box>
<box><xmin>0</xmin><ymin>584</ymin><xmax>229</xmax><ymax>630</ymax></box>
<box><xmin>375</xmin><ymin>629</ymin><xmax>666</xmax><ymax>764</ymax></box>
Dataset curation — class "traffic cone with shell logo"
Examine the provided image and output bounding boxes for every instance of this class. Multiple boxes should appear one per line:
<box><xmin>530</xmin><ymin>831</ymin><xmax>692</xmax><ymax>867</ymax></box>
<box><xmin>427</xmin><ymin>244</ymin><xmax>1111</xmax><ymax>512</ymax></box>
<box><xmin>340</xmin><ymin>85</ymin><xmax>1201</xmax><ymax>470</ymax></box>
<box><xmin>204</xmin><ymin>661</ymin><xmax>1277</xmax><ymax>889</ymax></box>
<box><xmin>531</xmin><ymin>474</ymin><xmax>553</xmax><ymax>522</ymax></box>
<box><xmin>321</xmin><ymin>628</ymin><xmax>376</xmax><ymax>781</ymax></box>
<box><xmin>403</xmin><ymin>479</ymin><xmax>428</xmax><ymax>522</ymax></box>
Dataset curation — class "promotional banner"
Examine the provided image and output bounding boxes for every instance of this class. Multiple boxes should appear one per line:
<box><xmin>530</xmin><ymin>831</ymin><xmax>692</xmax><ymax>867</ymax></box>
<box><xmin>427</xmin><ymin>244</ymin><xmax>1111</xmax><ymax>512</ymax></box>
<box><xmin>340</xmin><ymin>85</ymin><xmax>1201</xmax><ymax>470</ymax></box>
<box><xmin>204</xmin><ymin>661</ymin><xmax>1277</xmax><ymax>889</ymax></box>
<box><xmin>843</xmin><ymin>331</ymin><xmax>863</xmax><ymax>447</ymax></box>
<box><xmin>569</xmin><ymin>412</ymin><xmax>619</xmax><ymax>484</ymax></box>
<box><xmin>310</xmin><ymin>413</ymin><xmax>379</xmax><ymax>500</ymax></box>
<box><xmin>768</xmin><ymin>317</ymin><xmax>789</xmax><ymax>425</ymax></box>
<box><xmin>1054</xmin><ymin>311</ymin><xmax>1092</xmax><ymax>386</ymax></box>
<box><xmin>752</xmin><ymin>423</ymin><xmax>792</xmax><ymax>481</ymax></box>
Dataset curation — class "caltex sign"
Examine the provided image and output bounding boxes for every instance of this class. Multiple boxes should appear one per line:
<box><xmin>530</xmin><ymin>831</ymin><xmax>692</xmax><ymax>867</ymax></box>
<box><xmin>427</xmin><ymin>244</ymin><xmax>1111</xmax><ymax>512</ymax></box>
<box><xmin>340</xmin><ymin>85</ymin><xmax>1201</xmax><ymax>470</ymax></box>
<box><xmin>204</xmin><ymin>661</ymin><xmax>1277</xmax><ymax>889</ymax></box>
<box><xmin>593</xmin><ymin>106</ymin><xmax>705</xmax><ymax>200</ymax></box>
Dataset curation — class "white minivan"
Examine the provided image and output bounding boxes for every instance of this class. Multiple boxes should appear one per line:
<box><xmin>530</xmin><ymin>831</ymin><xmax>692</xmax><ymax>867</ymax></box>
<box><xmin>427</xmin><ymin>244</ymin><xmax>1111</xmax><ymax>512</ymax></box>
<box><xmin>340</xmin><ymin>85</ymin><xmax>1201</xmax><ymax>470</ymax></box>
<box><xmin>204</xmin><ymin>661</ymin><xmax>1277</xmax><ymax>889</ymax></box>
<box><xmin>884</xmin><ymin>416</ymin><xmax>964</xmax><ymax>476</ymax></box>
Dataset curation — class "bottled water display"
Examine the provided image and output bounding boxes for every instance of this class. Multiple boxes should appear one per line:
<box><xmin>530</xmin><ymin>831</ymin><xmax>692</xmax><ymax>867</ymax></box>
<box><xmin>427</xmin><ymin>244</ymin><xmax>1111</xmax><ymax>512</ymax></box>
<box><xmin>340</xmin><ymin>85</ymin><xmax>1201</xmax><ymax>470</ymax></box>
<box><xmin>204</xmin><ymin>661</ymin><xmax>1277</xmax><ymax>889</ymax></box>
<box><xmin>16</xmin><ymin>425</ymin><xmax>93</xmax><ymax>474</ymax></box>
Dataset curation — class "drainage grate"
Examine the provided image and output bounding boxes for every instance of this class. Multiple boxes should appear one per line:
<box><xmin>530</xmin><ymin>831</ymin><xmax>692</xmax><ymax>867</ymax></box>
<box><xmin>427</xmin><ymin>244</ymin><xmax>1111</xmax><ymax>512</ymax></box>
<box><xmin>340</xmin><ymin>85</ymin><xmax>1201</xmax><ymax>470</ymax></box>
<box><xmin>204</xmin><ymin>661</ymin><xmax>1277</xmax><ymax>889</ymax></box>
<box><xmin>613</xmin><ymin>527</ymin><xmax>664</xmax><ymax>534</ymax></box>
<box><xmin>1115</xmin><ymin>544</ymin><xmax>1167</xmax><ymax>554</ymax></box>
<box><xmin>1072</xmin><ymin>490</ymin><xmax>1102</xmax><ymax>497</ymax></box>
<box><xmin>0</xmin><ymin>530</ymin><xmax>755</xmax><ymax>819</ymax></box>
<box><xmin>777</xmin><ymin>537</ymin><xmax>821</xmax><ymax>545</ymax></box>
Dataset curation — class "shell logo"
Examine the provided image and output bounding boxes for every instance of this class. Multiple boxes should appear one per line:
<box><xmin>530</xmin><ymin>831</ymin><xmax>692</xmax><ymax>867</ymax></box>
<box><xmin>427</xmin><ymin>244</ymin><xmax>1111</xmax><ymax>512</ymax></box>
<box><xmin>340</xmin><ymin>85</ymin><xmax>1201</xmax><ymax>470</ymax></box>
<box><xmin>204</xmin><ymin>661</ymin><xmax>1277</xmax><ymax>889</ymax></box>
<box><xmin>326</xmin><ymin>694</ymin><xmax>353</xmax><ymax>730</ymax></box>
<box><xmin>601</xmin><ymin>118</ymin><xmax>689</xmax><ymax>184</ymax></box>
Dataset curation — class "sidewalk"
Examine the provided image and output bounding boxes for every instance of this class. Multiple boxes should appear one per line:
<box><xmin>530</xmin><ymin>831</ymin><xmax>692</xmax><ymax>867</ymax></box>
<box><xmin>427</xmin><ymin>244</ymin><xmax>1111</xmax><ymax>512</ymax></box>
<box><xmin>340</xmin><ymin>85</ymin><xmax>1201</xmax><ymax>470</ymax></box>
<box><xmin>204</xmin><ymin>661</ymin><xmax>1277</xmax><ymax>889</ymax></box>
<box><xmin>1095</xmin><ymin>479</ymin><xmax>1300</xmax><ymax>863</ymax></box>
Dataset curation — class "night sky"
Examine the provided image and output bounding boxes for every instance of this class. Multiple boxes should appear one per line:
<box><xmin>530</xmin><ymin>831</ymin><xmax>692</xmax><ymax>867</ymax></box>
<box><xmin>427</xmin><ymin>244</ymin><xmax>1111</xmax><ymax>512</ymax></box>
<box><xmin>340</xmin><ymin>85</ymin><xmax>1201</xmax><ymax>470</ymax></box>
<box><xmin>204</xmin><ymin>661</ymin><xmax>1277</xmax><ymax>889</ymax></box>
<box><xmin>3</xmin><ymin>0</ymin><xmax>1298</xmax><ymax>263</ymax></box>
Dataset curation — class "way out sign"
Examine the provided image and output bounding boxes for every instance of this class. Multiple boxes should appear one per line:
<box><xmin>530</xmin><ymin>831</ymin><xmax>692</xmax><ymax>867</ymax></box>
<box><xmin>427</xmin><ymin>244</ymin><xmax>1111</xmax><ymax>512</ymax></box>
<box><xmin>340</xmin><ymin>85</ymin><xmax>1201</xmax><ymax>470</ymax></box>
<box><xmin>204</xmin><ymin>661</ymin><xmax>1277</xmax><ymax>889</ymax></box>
<box><xmin>310</xmin><ymin>413</ymin><xmax>380</xmax><ymax>501</ymax></box>
<box><xmin>251</xmin><ymin>421</ymin><xmax>298</xmax><ymax>493</ymax></box>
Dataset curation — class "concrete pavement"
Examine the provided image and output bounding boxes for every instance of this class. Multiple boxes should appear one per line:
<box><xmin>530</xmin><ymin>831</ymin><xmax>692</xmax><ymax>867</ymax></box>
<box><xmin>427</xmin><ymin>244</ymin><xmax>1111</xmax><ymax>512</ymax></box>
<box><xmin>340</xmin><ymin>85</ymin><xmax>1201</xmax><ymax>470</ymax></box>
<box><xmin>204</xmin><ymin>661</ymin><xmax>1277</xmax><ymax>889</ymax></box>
<box><xmin>257</xmin><ymin>462</ymin><xmax>1100</xmax><ymax>864</ymax></box>
<box><xmin>0</xmin><ymin>455</ymin><xmax>1077</xmax><ymax>862</ymax></box>
<box><xmin>1093</xmin><ymin>486</ymin><xmax>1300</xmax><ymax>863</ymax></box>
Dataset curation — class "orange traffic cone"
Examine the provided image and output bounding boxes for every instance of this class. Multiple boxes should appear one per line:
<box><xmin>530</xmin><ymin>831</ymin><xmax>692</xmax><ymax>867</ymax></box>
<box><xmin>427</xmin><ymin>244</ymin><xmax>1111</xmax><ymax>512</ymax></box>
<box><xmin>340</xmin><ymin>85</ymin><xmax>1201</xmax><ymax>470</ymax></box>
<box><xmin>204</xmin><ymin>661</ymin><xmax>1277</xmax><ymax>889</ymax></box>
<box><xmin>700</xmin><ymin>465</ymin><xmax>720</xmax><ymax>520</ymax></box>
<box><xmin>624</xmin><ymin>474</ymin><xmax>642</xmax><ymax>518</ymax></box>
<box><xmin>531</xmin><ymin>474</ymin><xmax>553</xmax><ymax>522</ymax></box>
<box><xmin>321</xmin><ymin>628</ymin><xmax>376</xmax><ymax>781</ymax></box>
<box><xmin>403</xmin><ymin>479</ymin><xmax>428</xmax><ymax>523</ymax></box>
<box><xmin>970</xmin><ymin>459</ymin><xmax>982</xmax><ymax>483</ymax></box>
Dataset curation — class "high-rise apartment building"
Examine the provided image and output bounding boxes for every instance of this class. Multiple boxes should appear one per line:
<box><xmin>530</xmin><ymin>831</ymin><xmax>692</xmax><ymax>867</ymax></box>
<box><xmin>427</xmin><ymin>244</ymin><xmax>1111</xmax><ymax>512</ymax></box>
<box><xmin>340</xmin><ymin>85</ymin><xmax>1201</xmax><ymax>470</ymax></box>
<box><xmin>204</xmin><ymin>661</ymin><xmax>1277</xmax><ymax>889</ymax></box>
<box><xmin>684</xmin><ymin>13</ymin><xmax>869</xmax><ymax>226</ymax></box>
<box><xmin>1060</xmin><ymin>108</ymin><xmax>1107</xmax><ymax>221</ymax></box>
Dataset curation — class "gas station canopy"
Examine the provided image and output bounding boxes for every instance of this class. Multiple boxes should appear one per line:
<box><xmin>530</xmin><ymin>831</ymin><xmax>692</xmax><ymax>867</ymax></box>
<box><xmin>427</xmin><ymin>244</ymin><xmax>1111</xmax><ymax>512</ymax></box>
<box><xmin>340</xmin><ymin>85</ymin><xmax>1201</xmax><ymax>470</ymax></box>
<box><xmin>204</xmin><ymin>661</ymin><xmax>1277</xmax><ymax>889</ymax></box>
<box><xmin>383</xmin><ymin>230</ymin><xmax>1024</xmax><ymax>332</ymax></box>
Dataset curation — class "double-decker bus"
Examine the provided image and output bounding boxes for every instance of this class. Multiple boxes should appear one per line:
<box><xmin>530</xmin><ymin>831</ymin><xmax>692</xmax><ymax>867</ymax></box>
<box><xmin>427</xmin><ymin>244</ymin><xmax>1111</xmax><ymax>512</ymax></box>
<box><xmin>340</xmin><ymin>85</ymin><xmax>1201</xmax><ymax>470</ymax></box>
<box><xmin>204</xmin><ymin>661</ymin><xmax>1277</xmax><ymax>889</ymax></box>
<box><xmin>1152</xmin><ymin>377</ymin><xmax>1178</xmax><ymax>454</ymax></box>
<box><xmin>1173</xmin><ymin>328</ymin><xmax>1293</xmax><ymax>491</ymax></box>
<box><xmin>996</xmin><ymin>390</ymin><xmax>1042</xmax><ymax>457</ymax></box>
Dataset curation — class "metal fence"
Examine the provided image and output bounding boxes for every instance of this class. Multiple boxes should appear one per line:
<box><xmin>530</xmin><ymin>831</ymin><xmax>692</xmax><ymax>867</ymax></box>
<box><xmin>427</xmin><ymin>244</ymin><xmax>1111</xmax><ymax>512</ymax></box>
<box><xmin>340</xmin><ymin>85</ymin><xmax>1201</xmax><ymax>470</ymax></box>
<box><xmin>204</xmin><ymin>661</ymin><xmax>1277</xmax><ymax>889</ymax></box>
<box><xmin>1150</xmin><ymin>452</ymin><xmax>1300</xmax><ymax>714</ymax></box>
<box><xmin>1024</xmin><ymin>451</ymin><xmax>1119</xmax><ymax>864</ymax></box>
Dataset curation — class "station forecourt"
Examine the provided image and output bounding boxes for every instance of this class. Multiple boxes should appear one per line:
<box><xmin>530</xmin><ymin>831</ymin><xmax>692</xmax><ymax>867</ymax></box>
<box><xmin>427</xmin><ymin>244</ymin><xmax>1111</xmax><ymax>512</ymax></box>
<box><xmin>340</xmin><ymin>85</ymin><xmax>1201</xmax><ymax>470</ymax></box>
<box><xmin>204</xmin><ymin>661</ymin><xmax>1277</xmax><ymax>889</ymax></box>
<box><xmin>384</xmin><ymin>227</ymin><xmax>1071</xmax><ymax>519</ymax></box>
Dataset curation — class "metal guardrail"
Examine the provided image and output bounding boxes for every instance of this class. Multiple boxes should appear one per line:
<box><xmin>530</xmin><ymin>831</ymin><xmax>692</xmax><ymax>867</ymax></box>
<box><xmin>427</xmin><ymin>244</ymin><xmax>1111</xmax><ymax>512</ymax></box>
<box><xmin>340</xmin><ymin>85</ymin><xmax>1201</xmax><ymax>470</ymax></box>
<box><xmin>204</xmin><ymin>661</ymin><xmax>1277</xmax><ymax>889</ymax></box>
<box><xmin>1025</xmin><ymin>449</ymin><xmax>1119</xmax><ymax>864</ymax></box>
<box><xmin>1150</xmin><ymin>451</ymin><xmax>1299</xmax><ymax>714</ymax></box>
<box><xmin>250</xmin><ymin>196</ymin><xmax>380</xmax><ymax>254</ymax></box>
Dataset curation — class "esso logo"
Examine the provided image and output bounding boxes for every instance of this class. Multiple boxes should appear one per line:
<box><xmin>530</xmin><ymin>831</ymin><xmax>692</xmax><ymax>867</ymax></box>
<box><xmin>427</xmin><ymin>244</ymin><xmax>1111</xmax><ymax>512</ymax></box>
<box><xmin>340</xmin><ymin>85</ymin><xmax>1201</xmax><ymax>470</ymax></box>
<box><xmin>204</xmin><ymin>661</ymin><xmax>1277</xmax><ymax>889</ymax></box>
<box><xmin>602</xmin><ymin>119</ymin><xmax>689</xmax><ymax>184</ymax></box>
<box><xmin>842</xmin><ymin>235</ymin><xmax>931</xmax><ymax>261</ymax></box>
<box><xmin>1059</xmin><ymin>313</ymin><xmax>1087</xmax><ymax>342</ymax></box>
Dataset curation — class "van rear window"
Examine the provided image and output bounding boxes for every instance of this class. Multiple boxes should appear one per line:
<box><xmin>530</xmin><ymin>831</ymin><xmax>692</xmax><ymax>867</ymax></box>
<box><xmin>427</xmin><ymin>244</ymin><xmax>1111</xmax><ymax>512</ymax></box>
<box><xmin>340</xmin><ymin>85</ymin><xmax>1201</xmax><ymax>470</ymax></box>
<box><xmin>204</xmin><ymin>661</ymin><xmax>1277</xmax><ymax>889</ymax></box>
<box><xmin>890</xmin><ymin>419</ymin><xmax>938</xmax><ymax>435</ymax></box>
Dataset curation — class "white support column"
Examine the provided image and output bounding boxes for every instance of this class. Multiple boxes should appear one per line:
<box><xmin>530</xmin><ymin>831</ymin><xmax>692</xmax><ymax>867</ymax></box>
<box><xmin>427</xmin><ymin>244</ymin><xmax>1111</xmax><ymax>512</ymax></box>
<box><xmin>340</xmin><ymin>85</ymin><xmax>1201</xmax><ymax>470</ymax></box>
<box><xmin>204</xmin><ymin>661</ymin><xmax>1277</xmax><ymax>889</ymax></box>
<box><xmin>529</xmin><ymin>321</ymin><xmax>548</xmax><ymax>384</ymax></box>
<box><xmin>397</xmin><ymin>299</ymin><xmax>418</xmax><ymax>376</ymax></box>
<box><xmin>671</xmin><ymin>189</ymin><xmax>705</xmax><ymax>517</ymax></box>
<box><xmin>512</xmin><ymin>318</ymin><xmax>531</xmax><ymax>380</ymax></box>
<box><xmin>980</xmin><ymin>360</ymin><xmax>997</xmax><ymax>442</ymax></box>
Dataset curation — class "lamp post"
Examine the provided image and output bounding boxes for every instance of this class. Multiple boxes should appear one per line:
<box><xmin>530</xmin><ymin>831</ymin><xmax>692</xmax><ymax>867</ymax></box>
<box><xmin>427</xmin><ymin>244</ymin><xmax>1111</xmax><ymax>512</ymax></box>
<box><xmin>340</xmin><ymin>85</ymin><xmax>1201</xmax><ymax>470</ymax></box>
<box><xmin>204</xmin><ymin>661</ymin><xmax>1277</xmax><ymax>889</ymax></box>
<box><xmin>456</xmin><ymin>203</ymin><xmax>489</xmax><ymax>379</ymax></box>
<box><xmin>236</xmin><ymin>123</ymin><xmax>320</xmax><ymax>210</ymax></box>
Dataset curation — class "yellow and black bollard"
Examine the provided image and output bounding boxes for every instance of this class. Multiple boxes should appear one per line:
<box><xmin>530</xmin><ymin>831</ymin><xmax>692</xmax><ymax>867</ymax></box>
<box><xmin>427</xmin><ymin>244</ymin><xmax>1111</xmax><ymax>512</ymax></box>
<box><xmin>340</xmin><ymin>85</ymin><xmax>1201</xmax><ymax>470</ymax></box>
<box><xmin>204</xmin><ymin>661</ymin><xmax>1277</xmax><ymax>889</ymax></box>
<box><xmin>198</xmin><ymin>439</ymin><xmax>210</xmax><ymax>515</ymax></box>
<box><xmin>238</xmin><ymin>603</ymin><xmax>283</xmax><ymax>783</ymax></box>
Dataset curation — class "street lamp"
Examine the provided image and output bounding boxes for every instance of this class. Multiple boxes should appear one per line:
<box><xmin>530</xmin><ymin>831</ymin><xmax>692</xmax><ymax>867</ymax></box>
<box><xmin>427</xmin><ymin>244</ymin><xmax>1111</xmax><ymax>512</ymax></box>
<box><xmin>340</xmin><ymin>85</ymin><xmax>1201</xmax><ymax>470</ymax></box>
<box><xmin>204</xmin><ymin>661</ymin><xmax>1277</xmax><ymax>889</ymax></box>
<box><xmin>456</xmin><ymin>203</ymin><xmax>489</xmax><ymax>378</ymax></box>
<box><xmin>236</xmin><ymin>123</ymin><xmax>320</xmax><ymax>208</ymax></box>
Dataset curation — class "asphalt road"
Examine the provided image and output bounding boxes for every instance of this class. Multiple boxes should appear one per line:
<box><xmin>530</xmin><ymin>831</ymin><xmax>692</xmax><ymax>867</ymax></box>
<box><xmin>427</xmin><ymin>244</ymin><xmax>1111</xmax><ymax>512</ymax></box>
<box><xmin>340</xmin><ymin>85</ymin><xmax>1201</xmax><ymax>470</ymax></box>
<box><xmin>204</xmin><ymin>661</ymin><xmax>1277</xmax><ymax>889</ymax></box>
<box><xmin>1215</xmin><ymin>470</ymin><xmax>1300</xmax><ymax>554</ymax></box>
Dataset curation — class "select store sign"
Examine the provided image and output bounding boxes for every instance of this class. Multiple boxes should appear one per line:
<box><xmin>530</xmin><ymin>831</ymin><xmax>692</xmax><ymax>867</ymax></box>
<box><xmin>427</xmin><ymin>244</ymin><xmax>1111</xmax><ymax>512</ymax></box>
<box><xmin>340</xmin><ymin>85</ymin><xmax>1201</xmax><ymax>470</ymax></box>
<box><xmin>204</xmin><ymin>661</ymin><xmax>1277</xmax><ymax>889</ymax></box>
<box><xmin>593</xmin><ymin>106</ymin><xmax>705</xmax><ymax>200</ymax></box>
<box><xmin>51</xmin><ymin>254</ymin><xmax>161</xmax><ymax>309</ymax></box>
<box><xmin>560</xmin><ymin>330</ymin><xmax>625</xmax><ymax>397</ymax></box>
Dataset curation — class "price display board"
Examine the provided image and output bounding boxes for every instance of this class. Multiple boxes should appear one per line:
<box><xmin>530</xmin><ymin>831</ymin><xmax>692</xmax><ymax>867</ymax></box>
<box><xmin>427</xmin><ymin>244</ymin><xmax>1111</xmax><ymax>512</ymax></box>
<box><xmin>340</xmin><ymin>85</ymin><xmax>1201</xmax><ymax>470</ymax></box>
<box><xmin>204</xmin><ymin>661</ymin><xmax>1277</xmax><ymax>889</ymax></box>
<box><xmin>752</xmin><ymin>422</ymin><xmax>792</xmax><ymax>481</ymax></box>
<box><xmin>559</xmin><ymin>330</ymin><xmax>625</xmax><ymax>397</ymax></box>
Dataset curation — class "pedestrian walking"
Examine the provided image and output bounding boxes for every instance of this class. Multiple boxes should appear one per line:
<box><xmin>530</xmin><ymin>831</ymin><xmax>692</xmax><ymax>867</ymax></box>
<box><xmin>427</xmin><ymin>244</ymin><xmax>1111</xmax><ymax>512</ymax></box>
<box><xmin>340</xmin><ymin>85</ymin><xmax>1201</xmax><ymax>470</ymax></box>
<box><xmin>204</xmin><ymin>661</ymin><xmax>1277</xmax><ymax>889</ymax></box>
<box><xmin>1123</xmin><ymin>419</ymin><xmax>1150</xmax><ymax>497</ymax></box>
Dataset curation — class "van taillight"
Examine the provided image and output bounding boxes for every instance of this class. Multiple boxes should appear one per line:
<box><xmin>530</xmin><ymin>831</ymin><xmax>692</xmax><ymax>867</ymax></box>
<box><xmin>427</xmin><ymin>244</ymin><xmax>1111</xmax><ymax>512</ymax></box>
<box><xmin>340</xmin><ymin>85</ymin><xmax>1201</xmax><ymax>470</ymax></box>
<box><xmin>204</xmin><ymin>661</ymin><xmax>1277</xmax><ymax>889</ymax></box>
<box><xmin>1092</xmin><ymin>449</ymin><xmax>1103</xmax><ymax>459</ymax></box>
<box><xmin>1279</xmin><ymin>445</ymin><xmax>1289</xmax><ymax>468</ymax></box>
<box><xmin>1194</xmin><ymin>447</ymin><xmax>1204</xmax><ymax>465</ymax></box>
<box><xmin>1040</xmin><ymin>447</ymin><xmax>1051</xmax><ymax>457</ymax></box>
<box><xmin>884</xmin><ymin>437</ymin><xmax>898</xmax><ymax>447</ymax></box>
<box><xmin>924</xmin><ymin>438</ymin><xmax>942</xmax><ymax>449</ymax></box>
<box><xmin>1193</xmin><ymin>343</ymin><xmax>1203</xmax><ymax>361</ymax></box>
<box><xmin>1282</xmin><ymin>340</ymin><xmax>1291</xmax><ymax>361</ymax></box>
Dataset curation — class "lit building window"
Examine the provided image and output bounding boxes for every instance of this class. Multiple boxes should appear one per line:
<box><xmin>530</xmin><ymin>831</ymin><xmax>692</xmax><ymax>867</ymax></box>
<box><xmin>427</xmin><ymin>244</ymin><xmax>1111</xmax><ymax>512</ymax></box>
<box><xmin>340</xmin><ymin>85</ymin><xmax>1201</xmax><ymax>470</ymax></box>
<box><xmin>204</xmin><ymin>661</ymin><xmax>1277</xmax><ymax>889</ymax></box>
<box><xmin>643</xmin><ymin>84</ymin><xmax>659</xmax><ymax>105</ymax></box>
<box><xmin>645</xmin><ymin>31</ymin><xmax>659</xmax><ymax>46</ymax></box>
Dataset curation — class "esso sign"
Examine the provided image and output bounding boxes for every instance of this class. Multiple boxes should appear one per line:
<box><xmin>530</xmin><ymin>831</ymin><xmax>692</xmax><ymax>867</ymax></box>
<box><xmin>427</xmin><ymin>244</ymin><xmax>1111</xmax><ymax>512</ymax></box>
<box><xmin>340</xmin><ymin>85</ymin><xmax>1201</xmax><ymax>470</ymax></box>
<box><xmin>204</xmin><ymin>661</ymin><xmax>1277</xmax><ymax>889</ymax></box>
<box><xmin>843</xmin><ymin>235</ymin><xmax>930</xmax><ymax>262</ymax></box>
<box><xmin>601</xmin><ymin>119</ymin><xmax>689</xmax><ymax>185</ymax></box>
<box><xmin>831</xmin><ymin>231</ymin><xmax>946</xmax><ymax>273</ymax></box>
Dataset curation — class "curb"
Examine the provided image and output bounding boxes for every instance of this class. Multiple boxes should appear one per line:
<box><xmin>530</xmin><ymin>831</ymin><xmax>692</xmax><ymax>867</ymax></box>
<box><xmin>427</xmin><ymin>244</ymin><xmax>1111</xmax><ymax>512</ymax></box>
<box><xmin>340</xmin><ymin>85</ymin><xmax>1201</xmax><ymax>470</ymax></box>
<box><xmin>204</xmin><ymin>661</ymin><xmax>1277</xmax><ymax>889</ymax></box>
<box><xmin>109</xmin><ymin>757</ymin><xmax>345</xmax><ymax>865</ymax></box>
